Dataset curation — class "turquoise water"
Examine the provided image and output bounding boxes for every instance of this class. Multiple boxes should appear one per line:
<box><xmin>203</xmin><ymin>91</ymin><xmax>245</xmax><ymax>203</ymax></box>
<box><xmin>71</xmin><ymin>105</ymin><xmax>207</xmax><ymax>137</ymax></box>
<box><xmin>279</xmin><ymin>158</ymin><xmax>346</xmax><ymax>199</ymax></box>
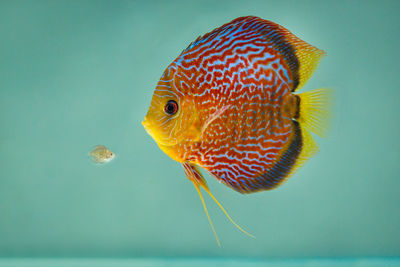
<box><xmin>0</xmin><ymin>258</ymin><xmax>400</xmax><ymax>267</ymax></box>
<box><xmin>0</xmin><ymin>0</ymin><xmax>399</xmax><ymax>265</ymax></box>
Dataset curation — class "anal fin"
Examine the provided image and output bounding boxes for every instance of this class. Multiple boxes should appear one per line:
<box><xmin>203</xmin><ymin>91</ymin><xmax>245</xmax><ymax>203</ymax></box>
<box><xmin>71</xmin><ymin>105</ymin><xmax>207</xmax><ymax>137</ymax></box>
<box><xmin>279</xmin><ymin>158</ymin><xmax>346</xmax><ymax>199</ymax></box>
<box><xmin>243</xmin><ymin>121</ymin><xmax>305</xmax><ymax>192</ymax></box>
<box><xmin>286</xmin><ymin>123</ymin><xmax>318</xmax><ymax>178</ymax></box>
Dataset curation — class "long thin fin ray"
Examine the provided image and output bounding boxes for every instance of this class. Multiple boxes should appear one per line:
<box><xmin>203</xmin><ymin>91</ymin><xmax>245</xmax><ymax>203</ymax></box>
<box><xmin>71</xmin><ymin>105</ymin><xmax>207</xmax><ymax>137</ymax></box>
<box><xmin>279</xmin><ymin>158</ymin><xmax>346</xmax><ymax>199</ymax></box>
<box><xmin>182</xmin><ymin>163</ymin><xmax>254</xmax><ymax>244</ymax></box>
<box><xmin>193</xmin><ymin>182</ymin><xmax>221</xmax><ymax>247</ymax></box>
<box><xmin>202</xmin><ymin>186</ymin><xmax>255</xmax><ymax>238</ymax></box>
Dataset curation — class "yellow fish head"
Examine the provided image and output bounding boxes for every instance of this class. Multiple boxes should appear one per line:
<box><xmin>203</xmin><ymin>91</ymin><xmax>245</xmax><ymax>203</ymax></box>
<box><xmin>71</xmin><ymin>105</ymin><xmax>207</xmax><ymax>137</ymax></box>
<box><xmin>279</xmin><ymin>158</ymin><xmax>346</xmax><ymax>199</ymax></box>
<box><xmin>142</xmin><ymin>76</ymin><xmax>201</xmax><ymax>161</ymax></box>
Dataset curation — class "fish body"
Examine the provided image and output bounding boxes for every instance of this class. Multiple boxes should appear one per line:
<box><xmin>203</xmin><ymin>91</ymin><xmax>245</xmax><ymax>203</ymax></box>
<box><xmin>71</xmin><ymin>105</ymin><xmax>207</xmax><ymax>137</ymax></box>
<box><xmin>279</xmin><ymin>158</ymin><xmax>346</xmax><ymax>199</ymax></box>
<box><xmin>89</xmin><ymin>145</ymin><xmax>115</xmax><ymax>163</ymax></box>
<box><xmin>142</xmin><ymin>16</ymin><xmax>331</xmax><ymax>243</ymax></box>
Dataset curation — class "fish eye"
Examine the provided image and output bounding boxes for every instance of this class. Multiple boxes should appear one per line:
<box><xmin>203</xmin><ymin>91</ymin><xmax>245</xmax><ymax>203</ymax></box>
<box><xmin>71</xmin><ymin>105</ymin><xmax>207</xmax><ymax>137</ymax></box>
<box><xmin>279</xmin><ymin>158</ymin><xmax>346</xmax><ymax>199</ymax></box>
<box><xmin>164</xmin><ymin>100</ymin><xmax>178</xmax><ymax>115</ymax></box>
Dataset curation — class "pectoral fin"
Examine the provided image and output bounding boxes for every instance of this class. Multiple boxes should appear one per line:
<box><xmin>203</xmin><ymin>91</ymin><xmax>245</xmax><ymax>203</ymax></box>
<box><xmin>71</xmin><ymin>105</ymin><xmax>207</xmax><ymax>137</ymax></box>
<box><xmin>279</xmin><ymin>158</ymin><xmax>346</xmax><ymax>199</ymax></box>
<box><xmin>200</xmin><ymin>105</ymin><xmax>231</xmax><ymax>138</ymax></box>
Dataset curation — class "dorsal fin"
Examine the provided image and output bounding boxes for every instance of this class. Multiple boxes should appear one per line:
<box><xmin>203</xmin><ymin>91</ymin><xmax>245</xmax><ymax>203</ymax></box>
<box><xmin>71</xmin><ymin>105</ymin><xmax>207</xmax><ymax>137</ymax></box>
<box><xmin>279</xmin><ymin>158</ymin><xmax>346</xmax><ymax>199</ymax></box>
<box><xmin>282</xmin><ymin>31</ymin><xmax>326</xmax><ymax>91</ymax></box>
<box><xmin>179</xmin><ymin>16</ymin><xmax>324</xmax><ymax>91</ymax></box>
<box><xmin>248</xmin><ymin>16</ymin><xmax>325</xmax><ymax>91</ymax></box>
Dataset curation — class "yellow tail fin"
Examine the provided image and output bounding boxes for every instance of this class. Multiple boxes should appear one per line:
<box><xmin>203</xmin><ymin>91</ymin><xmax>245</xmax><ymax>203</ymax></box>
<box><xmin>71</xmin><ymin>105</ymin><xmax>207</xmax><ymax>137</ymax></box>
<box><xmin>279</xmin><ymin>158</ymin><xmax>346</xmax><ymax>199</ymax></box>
<box><xmin>297</xmin><ymin>88</ymin><xmax>333</xmax><ymax>138</ymax></box>
<box><xmin>285</xmin><ymin>88</ymin><xmax>332</xmax><ymax>177</ymax></box>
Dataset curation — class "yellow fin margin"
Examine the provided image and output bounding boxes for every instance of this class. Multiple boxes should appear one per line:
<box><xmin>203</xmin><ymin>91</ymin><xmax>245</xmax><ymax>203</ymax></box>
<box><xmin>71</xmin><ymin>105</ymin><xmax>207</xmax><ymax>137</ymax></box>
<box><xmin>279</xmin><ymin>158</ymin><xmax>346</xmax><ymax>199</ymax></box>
<box><xmin>287</xmin><ymin>126</ymin><xmax>319</xmax><ymax>178</ymax></box>
<box><xmin>294</xmin><ymin>43</ymin><xmax>326</xmax><ymax>91</ymax></box>
<box><xmin>270</xmin><ymin>20</ymin><xmax>325</xmax><ymax>91</ymax></box>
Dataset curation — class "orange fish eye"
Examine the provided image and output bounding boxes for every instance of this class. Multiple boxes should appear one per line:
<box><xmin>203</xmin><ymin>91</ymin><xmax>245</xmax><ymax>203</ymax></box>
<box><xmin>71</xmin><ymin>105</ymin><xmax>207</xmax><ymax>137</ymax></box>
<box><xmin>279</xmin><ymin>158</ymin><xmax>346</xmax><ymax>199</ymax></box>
<box><xmin>164</xmin><ymin>100</ymin><xmax>178</xmax><ymax>115</ymax></box>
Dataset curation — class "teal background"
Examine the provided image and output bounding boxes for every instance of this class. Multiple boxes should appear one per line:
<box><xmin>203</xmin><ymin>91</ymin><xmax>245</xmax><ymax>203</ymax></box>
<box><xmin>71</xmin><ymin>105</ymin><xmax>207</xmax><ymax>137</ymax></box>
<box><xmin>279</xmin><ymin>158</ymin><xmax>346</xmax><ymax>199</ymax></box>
<box><xmin>0</xmin><ymin>0</ymin><xmax>399</xmax><ymax>264</ymax></box>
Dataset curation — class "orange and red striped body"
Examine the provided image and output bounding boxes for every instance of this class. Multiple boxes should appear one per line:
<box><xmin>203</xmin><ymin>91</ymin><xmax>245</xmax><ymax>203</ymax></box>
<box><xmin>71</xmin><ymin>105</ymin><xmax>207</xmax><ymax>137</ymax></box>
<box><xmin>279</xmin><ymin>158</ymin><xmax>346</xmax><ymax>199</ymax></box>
<box><xmin>143</xmin><ymin>16</ymin><xmax>330</xmax><ymax>243</ymax></box>
<box><xmin>143</xmin><ymin>16</ymin><xmax>327</xmax><ymax>193</ymax></box>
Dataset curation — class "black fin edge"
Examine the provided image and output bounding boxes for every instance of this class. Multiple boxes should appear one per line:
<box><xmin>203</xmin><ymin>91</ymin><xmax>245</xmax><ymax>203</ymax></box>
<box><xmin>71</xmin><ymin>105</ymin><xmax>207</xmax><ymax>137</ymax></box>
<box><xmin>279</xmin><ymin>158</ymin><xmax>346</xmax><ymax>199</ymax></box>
<box><xmin>242</xmin><ymin>120</ymin><xmax>303</xmax><ymax>193</ymax></box>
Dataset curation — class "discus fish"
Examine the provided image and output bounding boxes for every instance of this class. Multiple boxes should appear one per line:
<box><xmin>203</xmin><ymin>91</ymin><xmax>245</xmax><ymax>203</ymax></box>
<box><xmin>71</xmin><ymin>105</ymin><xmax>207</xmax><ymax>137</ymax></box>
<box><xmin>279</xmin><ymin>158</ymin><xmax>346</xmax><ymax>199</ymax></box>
<box><xmin>142</xmin><ymin>16</ymin><xmax>331</xmax><ymax>245</ymax></box>
<box><xmin>89</xmin><ymin>145</ymin><xmax>115</xmax><ymax>163</ymax></box>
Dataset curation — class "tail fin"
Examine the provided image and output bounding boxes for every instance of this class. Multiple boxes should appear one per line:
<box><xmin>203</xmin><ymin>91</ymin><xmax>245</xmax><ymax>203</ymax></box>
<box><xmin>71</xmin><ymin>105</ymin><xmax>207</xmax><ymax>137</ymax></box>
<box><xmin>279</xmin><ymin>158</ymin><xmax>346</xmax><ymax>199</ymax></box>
<box><xmin>297</xmin><ymin>88</ymin><xmax>333</xmax><ymax>137</ymax></box>
<box><xmin>286</xmin><ymin>88</ymin><xmax>332</xmax><ymax>177</ymax></box>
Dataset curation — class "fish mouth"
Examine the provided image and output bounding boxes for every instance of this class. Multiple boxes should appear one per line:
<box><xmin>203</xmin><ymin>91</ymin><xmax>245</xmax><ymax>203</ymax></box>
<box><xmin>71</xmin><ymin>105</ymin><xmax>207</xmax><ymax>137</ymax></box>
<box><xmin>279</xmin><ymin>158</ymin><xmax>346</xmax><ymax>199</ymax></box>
<box><xmin>142</xmin><ymin>118</ymin><xmax>150</xmax><ymax>133</ymax></box>
<box><xmin>142</xmin><ymin>117</ymin><xmax>158</xmax><ymax>142</ymax></box>
<box><xmin>141</xmin><ymin>117</ymin><xmax>179</xmax><ymax>147</ymax></box>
